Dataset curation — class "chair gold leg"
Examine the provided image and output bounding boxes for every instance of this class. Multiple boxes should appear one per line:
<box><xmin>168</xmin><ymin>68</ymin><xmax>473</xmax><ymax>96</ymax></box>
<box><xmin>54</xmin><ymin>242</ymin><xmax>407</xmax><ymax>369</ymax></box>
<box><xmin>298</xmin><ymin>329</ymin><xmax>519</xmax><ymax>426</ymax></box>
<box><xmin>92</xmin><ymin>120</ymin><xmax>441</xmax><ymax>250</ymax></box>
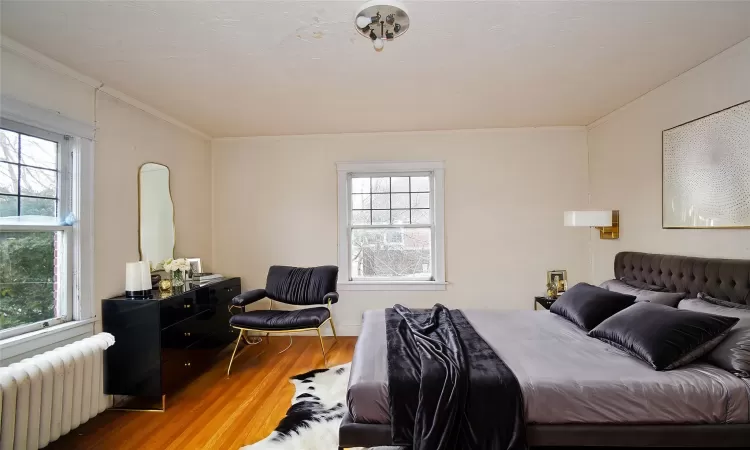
<box><xmin>329</xmin><ymin>317</ymin><xmax>338</xmax><ymax>341</ymax></box>
<box><xmin>317</xmin><ymin>328</ymin><xmax>328</xmax><ymax>366</ymax></box>
<box><xmin>227</xmin><ymin>330</ymin><xmax>245</xmax><ymax>376</ymax></box>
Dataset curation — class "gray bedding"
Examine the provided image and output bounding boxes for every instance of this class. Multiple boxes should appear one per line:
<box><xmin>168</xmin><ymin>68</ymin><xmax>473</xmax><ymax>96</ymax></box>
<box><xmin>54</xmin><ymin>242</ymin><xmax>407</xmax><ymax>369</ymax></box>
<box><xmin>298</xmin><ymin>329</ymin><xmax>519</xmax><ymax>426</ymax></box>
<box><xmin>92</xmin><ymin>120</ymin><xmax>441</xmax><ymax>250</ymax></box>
<box><xmin>347</xmin><ymin>309</ymin><xmax>750</xmax><ymax>425</ymax></box>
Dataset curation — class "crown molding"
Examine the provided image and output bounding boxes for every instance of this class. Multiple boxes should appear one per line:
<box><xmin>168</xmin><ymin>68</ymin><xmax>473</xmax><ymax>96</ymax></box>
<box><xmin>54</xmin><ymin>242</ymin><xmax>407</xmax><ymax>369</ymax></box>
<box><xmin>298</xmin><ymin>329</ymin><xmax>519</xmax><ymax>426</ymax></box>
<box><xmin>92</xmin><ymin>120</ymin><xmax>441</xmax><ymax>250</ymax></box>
<box><xmin>0</xmin><ymin>35</ymin><xmax>211</xmax><ymax>140</ymax></box>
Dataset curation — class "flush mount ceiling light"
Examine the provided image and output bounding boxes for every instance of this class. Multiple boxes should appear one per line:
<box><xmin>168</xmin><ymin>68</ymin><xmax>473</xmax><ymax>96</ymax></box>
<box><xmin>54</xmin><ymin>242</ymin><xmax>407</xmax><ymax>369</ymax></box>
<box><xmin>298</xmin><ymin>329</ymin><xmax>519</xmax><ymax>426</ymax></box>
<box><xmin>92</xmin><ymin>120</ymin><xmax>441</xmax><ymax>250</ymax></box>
<box><xmin>354</xmin><ymin>0</ymin><xmax>410</xmax><ymax>52</ymax></box>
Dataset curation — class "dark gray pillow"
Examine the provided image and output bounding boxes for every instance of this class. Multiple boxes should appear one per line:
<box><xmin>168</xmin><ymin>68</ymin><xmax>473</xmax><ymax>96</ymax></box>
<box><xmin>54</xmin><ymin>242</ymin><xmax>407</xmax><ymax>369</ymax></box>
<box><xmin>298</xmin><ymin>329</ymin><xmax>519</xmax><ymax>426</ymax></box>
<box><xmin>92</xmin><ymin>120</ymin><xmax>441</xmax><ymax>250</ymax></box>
<box><xmin>680</xmin><ymin>297</ymin><xmax>750</xmax><ymax>377</ymax></box>
<box><xmin>550</xmin><ymin>283</ymin><xmax>636</xmax><ymax>331</ymax></box>
<box><xmin>599</xmin><ymin>279</ymin><xmax>686</xmax><ymax>307</ymax></box>
<box><xmin>589</xmin><ymin>302</ymin><xmax>739</xmax><ymax>370</ymax></box>
<box><xmin>697</xmin><ymin>292</ymin><xmax>750</xmax><ymax>310</ymax></box>
<box><xmin>620</xmin><ymin>277</ymin><xmax>667</xmax><ymax>292</ymax></box>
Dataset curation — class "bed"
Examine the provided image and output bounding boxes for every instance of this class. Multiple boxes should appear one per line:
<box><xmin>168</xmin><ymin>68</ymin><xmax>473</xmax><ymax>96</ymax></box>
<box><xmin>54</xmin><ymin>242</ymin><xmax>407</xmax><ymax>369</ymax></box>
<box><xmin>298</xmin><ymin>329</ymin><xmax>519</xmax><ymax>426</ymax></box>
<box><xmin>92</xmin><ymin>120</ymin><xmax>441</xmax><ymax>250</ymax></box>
<box><xmin>339</xmin><ymin>252</ymin><xmax>750</xmax><ymax>448</ymax></box>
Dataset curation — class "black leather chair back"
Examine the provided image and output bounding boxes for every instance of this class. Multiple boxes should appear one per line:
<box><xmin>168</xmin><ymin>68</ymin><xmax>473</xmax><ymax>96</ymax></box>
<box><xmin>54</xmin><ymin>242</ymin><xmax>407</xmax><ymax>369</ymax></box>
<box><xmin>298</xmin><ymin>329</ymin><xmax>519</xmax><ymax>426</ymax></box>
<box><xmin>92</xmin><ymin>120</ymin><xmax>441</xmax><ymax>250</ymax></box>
<box><xmin>265</xmin><ymin>265</ymin><xmax>338</xmax><ymax>306</ymax></box>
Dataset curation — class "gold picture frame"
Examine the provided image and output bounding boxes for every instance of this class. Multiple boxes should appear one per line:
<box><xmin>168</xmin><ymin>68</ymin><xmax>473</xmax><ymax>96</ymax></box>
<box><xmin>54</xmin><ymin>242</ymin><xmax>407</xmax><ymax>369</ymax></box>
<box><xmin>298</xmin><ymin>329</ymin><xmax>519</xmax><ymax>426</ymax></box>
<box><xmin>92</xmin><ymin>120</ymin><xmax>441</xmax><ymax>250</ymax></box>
<box><xmin>547</xmin><ymin>270</ymin><xmax>568</xmax><ymax>294</ymax></box>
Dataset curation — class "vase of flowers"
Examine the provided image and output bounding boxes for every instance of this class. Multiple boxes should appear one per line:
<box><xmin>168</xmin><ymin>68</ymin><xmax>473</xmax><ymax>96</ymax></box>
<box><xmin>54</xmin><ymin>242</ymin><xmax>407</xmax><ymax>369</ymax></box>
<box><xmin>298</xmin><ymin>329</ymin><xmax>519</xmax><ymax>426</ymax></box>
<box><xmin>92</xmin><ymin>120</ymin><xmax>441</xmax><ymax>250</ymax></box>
<box><xmin>162</xmin><ymin>258</ymin><xmax>190</xmax><ymax>287</ymax></box>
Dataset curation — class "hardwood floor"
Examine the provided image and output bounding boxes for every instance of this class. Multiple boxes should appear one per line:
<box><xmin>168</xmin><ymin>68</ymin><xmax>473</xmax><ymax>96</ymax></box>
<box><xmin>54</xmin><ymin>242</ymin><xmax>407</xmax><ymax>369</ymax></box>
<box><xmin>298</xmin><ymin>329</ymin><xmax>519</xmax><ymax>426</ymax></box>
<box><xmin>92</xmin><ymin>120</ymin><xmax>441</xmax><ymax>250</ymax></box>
<box><xmin>49</xmin><ymin>336</ymin><xmax>356</xmax><ymax>450</ymax></box>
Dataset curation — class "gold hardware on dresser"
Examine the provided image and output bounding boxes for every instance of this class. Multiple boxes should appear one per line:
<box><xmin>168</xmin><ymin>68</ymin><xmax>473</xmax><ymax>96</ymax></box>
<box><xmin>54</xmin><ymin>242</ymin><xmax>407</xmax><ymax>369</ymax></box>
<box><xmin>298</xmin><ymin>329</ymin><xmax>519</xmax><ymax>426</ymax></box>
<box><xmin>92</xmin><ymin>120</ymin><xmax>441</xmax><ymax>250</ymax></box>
<box><xmin>102</xmin><ymin>277</ymin><xmax>241</xmax><ymax>409</ymax></box>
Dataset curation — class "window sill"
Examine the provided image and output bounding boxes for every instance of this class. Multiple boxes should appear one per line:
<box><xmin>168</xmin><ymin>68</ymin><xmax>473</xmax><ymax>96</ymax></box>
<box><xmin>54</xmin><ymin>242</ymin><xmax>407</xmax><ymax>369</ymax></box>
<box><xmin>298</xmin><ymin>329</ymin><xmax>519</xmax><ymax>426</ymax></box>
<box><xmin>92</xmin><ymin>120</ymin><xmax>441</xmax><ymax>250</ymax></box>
<box><xmin>0</xmin><ymin>319</ymin><xmax>97</xmax><ymax>364</ymax></box>
<box><xmin>338</xmin><ymin>281</ymin><xmax>448</xmax><ymax>291</ymax></box>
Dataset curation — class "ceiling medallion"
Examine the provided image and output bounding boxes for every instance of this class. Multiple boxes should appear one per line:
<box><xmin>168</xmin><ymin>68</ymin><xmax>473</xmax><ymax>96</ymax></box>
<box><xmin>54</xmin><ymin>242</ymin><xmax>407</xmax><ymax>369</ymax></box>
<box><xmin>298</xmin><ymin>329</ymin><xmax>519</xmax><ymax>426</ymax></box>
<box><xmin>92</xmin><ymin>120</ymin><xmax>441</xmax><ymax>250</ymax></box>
<box><xmin>354</xmin><ymin>0</ymin><xmax>410</xmax><ymax>52</ymax></box>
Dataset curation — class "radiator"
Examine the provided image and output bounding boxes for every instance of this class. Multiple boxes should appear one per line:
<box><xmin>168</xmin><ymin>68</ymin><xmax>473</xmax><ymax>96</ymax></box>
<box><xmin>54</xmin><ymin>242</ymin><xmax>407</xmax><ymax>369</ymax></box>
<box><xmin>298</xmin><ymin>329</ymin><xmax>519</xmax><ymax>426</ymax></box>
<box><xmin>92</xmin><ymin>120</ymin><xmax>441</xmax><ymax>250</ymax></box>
<box><xmin>0</xmin><ymin>332</ymin><xmax>115</xmax><ymax>450</ymax></box>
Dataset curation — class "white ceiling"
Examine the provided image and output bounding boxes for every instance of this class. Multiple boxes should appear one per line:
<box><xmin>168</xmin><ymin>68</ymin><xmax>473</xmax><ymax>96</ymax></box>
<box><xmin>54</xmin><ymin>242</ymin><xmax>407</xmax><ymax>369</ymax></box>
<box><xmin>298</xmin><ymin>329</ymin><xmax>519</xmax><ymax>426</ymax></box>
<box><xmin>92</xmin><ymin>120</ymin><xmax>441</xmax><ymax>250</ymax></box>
<box><xmin>2</xmin><ymin>1</ymin><xmax>750</xmax><ymax>138</ymax></box>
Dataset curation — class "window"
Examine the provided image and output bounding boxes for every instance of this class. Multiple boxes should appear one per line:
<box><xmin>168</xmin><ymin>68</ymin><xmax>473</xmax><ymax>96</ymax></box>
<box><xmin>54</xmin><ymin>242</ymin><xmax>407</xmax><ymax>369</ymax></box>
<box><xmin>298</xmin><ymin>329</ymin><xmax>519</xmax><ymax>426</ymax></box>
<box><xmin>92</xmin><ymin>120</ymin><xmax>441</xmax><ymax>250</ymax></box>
<box><xmin>0</xmin><ymin>119</ymin><xmax>75</xmax><ymax>339</ymax></box>
<box><xmin>337</xmin><ymin>161</ymin><xmax>445</xmax><ymax>290</ymax></box>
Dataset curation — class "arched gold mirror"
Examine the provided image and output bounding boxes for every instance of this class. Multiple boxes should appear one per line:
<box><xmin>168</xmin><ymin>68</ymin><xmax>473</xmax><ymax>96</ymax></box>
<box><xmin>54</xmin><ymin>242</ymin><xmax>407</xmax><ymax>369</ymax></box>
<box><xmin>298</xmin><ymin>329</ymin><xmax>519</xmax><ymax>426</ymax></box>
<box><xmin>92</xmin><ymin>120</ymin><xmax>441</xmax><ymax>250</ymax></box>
<box><xmin>138</xmin><ymin>163</ymin><xmax>175</xmax><ymax>269</ymax></box>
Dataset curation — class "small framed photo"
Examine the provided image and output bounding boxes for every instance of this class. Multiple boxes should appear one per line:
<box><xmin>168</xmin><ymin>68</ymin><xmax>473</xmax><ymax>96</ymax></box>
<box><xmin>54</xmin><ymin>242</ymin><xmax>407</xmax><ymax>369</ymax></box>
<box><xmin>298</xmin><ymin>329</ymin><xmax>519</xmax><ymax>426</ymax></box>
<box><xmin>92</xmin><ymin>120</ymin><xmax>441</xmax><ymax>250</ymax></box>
<box><xmin>547</xmin><ymin>270</ymin><xmax>568</xmax><ymax>293</ymax></box>
<box><xmin>186</xmin><ymin>258</ymin><xmax>202</xmax><ymax>277</ymax></box>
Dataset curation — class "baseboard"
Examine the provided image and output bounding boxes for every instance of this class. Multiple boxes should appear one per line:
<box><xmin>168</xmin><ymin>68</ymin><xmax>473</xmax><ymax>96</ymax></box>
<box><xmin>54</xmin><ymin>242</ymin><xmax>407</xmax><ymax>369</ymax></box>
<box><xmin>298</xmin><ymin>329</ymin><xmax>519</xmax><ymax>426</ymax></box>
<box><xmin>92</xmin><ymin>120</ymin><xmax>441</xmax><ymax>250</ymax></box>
<box><xmin>334</xmin><ymin>324</ymin><xmax>361</xmax><ymax>336</ymax></box>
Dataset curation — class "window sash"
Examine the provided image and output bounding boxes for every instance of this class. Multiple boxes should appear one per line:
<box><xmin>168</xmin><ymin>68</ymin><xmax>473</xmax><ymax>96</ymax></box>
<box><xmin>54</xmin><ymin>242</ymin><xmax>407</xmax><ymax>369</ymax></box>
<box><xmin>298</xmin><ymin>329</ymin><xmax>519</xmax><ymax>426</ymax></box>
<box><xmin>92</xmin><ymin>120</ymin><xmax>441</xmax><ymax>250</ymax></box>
<box><xmin>347</xmin><ymin>172</ymin><xmax>435</xmax><ymax>227</ymax></box>
<box><xmin>346</xmin><ymin>172</ymin><xmax>436</xmax><ymax>281</ymax></box>
<box><xmin>0</xmin><ymin>119</ymin><xmax>73</xmax><ymax>340</ymax></box>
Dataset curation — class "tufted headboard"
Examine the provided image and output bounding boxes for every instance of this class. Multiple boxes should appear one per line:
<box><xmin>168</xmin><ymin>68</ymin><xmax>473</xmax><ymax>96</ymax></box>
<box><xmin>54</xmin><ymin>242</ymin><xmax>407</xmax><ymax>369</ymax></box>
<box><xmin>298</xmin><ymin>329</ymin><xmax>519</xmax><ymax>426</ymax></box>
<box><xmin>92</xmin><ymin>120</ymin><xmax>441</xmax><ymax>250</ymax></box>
<box><xmin>614</xmin><ymin>251</ymin><xmax>750</xmax><ymax>305</ymax></box>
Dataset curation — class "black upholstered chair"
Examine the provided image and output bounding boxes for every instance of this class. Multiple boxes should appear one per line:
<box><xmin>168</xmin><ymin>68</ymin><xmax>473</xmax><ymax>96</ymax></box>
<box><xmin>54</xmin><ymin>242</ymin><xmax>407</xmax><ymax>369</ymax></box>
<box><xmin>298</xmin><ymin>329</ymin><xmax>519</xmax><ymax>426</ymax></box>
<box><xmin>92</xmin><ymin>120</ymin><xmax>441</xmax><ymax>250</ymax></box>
<box><xmin>226</xmin><ymin>265</ymin><xmax>339</xmax><ymax>374</ymax></box>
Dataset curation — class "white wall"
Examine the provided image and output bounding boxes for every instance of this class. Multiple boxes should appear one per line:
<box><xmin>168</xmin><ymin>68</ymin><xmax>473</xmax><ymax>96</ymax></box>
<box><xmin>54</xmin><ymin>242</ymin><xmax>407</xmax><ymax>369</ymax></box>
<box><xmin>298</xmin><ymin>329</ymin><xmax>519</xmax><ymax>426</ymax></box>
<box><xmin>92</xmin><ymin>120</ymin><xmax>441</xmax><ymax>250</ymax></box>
<box><xmin>588</xmin><ymin>38</ymin><xmax>750</xmax><ymax>283</ymax></box>
<box><xmin>0</xmin><ymin>46</ymin><xmax>213</xmax><ymax>333</ymax></box>
<box><xmin>94</xmin><ymin>93</ymin><xmax>213</xmax><ymax>314</ymax></box>
<box><xmin>212</xmin><ymin>128</ymin><xmax>590</xmax><ymax>335</ymax></box>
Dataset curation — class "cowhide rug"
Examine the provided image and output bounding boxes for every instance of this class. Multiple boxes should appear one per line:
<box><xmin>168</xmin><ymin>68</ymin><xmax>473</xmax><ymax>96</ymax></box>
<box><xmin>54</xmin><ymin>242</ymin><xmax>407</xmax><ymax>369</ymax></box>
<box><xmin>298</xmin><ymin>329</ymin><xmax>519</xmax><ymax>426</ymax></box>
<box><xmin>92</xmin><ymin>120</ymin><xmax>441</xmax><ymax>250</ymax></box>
<box><xmin>241</xmin><ymin>362</ymin><xmax>399</xmax><ymax>450</ymax></box>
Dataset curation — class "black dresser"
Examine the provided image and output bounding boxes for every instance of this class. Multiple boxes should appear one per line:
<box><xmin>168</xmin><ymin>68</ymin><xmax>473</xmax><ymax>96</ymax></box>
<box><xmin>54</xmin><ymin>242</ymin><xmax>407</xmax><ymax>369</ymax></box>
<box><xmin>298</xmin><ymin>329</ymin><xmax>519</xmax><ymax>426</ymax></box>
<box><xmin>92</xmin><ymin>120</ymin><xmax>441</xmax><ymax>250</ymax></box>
<box><xmin>102</xmin><ymin>277</ymin><xmax>241</xmax><ymax>406</ymax></box>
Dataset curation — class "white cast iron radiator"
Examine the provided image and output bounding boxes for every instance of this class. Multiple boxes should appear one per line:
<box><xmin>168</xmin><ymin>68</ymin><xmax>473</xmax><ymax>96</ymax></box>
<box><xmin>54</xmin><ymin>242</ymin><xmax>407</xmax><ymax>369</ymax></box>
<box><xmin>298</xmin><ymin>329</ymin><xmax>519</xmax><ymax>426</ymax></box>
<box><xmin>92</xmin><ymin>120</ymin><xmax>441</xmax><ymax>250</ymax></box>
<box><xmin>0</xmin><ymin>332</ymin><xmax>115</xmax><ymax>450</ymax></box>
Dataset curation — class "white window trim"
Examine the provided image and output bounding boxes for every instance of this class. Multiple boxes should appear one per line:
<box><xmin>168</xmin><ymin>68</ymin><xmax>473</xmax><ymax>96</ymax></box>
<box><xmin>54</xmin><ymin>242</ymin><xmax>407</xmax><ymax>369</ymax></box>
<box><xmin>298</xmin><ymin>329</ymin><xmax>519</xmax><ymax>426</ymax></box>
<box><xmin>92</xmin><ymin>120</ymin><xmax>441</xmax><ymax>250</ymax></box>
<box><xmin>0</xmin><ymin>99</ymin><xmax>95</xmax><ymax>351</ymax></box>
<box><xmin>336</xmin><ymin>161</ymin><xmax>446</xmax><ymax>291</ymax></box>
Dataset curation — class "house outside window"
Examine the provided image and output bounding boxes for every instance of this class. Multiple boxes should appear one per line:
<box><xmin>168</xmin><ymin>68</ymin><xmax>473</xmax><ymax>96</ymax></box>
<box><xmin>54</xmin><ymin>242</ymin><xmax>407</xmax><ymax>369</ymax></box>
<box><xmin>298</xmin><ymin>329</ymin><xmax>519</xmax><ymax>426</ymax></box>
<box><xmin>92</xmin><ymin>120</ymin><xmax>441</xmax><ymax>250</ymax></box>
<box><xmin>337</xmin><ymin>161</ymin><xmax>446</xmax><ymax>291</ymax></box>
<box><xmin>0</xmin><ymin>115</ymin><xmax>92</xmax><ymax>342</ymax></box>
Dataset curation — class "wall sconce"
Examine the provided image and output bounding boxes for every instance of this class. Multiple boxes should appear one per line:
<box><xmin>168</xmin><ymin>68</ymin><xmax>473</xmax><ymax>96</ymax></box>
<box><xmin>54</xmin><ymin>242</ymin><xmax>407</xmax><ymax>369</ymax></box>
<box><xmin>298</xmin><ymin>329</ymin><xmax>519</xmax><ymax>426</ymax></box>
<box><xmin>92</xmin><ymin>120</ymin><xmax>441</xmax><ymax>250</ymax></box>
<box><xmin>564</xmin><ymin>210</ymin><xmax>620</xmax><ymax>239</ymax></box>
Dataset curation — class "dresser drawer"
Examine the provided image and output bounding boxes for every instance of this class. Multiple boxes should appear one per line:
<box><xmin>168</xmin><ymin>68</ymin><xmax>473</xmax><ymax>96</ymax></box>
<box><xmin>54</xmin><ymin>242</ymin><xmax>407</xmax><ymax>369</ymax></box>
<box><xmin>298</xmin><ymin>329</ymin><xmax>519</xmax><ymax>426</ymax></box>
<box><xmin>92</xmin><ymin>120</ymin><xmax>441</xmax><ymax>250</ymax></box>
<box><xmin>161</xmin><ymin>310</ymin><xmax>213</xmax><ymax>352</ymax></box>
<box><xmin>191</xmin><ymin>323</ymin><xmax>240</xmax><ymax>350</ymax></box>
<box><xmin>209</xmin><ymin>281</ymin><xmax>241</xmax><ymax>305</ymax></box>
<box><xmin>162</xmin><ymin>350</ymin><xmax>198</xmax><ymax>394</ymax></box>
<box><xmin>160</xmin><ymin>292</ymin><xmax>197</xmax><ymax>329</ymax></box>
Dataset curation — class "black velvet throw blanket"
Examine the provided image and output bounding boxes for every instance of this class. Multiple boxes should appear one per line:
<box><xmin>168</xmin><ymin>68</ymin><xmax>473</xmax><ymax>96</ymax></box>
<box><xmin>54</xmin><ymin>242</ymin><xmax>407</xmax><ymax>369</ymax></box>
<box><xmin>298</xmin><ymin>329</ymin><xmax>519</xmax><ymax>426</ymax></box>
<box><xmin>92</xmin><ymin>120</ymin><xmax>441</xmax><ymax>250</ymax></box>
<box><xmin>386</xmin><ymin>304</ymin><xmax>527</xmax><ymax>450</ymax></box>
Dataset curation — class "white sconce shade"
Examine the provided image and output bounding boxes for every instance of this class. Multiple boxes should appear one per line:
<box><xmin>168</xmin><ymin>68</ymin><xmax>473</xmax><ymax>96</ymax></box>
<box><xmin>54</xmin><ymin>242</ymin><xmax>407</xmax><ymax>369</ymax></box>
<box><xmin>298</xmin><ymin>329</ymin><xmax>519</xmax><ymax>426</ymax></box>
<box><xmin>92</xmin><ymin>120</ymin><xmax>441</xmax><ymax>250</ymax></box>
<box><xmin>564</xmin><ymin>210</ymin><xmax>620</xmax><ymax>239</ymax></box>
<box><xmin>564</xmin><ymin>210</ymin><xmax>613</xmax><ymax>227</ymax></box>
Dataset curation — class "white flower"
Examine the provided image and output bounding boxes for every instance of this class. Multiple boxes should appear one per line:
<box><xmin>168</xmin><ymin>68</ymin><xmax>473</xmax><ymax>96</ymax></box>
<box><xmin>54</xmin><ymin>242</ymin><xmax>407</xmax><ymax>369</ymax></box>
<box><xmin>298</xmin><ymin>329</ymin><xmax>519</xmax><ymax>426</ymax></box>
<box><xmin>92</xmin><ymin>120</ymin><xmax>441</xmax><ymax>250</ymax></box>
<box><xmin>162</xmin><ymin>258</ymin><xmax>174</xmax><ymax>272</ymax></box>
<box><xmin>161</xmin><ymin>258</ymin><xmax>191</xmax><ymax>273</ymax></box>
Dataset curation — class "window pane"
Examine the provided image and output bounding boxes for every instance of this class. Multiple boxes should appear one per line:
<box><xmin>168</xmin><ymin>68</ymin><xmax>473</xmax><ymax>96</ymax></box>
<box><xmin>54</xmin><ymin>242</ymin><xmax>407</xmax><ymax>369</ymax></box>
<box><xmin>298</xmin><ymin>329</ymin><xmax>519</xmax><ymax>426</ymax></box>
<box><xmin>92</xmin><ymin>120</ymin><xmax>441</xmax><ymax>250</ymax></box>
<box><xmin>0</xmin><ymin>130</ymin><xmax>19</xmax><ymax>163</ymax></box>
<box><xmin>391</xmin><ymin>177</ymin><xmax>409</xmax><ymax>192</ymax></box>
<box><xmin>392</xmin><ymin>193</ymin><xmax>409</xmax><ymax>209</ymax></box>
<box><xmin>411</xmin><ymin>176</ymin><xmax>430</xmax><ymax>192</ymax></box>
<box><xmin>372</xmin><ymin>210</ymin><xmax>390</xmax><ymax>225</ymax></box>
<box><xmin>352</xmin><ymin>177</ymin><xmax>370</xmax><ymax>194</ymax></box>
<box><xmin>351</xmin><ymin>194</ymin><xmax>371</xmax><ymax>210</ymax></box>
<box><xmin>21</xmin><ymin>135</ymin><xmax>57</xmax><ymax>169</ymax></box>
<box><xmin>20</xmin><ymin>166</ymin><xmax>56</xmax><ymax>197</ymax></box>
<box><xmin>21</xmin><ymin>197</ymin><xmax>56</xmax><ymax>217</ymax></box>
<box><xmin>0</xmin><ymin>162</ymin><xmax>18</xmax><ymax>194</ymax></box>
<box><xmin>391</xmin><ymin>209</ymin><xmax>410</xmax><ymax>224</ymax></box>
<box><xmin>411</xmin><ymin>192</ymin><xmax>430</xmax><ymax>209</ymax></box>
<box><xmin>0</xmin><ymin>231</ymin><xmax>59</xmax><ymax>330</ymax></box>
<box><xmin>371</xmin><ymin>177</ymin><xmax>390</xmax><ymax>193</ymax></box>
<box><xmin>352</xmin><ymin>210</ymin><xmax>371</xmax><ymax>225</ymax></box>
<box><xmin>0</xmin><ymin>195</ymin><xmax>18</xmax><ymax>217</ymax></box>
<box><xmin>412</xmin><ymin>209</ymin><xmax>430</xmax><ymax>224</ymax></box>
<box><xmin>371</xmin><ymin>194</ymin><xmax>390</xmax><ymax>209</ymax></box>
<box><xmin>351</xmin><ymin>228</ymin><xmax>432</xmax><ymax>279</ymax></box>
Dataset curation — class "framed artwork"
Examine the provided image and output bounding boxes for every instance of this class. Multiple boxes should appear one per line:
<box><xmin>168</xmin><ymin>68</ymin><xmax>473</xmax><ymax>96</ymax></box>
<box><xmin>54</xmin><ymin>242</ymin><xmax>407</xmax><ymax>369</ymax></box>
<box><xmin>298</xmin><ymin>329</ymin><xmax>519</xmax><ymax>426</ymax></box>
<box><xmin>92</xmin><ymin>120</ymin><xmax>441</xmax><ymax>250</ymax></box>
<box><xmin>663</xmin><ymin>100</ymin><xmax>750</xmax><ymax>228</ymax></box>
<box><xmin>547</xmin><ymin>270</ymin><xmax>568</xmax><ymax>294</ymax></box>
<box><xmin>186</xmin><ymin>258</ymin><xmax>202</xmax><ymax>277</ymax></box>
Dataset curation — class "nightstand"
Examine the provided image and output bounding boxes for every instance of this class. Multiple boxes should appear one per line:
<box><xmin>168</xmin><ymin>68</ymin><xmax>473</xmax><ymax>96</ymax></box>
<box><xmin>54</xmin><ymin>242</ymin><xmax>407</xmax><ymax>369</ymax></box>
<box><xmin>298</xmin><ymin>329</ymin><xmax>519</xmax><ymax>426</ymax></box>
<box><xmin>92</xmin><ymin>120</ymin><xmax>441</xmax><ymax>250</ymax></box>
<box><xmin>534</xmin><ymin>296</ymin><xmax>556</xmax><ymax>310</ymax></box>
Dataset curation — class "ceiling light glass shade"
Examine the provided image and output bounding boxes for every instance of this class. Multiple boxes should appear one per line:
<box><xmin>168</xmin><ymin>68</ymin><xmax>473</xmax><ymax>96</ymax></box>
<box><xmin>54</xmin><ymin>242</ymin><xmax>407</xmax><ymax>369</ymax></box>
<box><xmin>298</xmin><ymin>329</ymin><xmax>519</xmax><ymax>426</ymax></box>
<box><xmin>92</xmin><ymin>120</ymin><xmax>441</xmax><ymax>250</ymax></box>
<box><xmin>564</xmin><ymin>210</ymin><xmax>613</xmax><ymax>227</ymax></box>
<box><xmin>373</xmin><ymin>37</ymin><xmax>385</xmax><ymax>51</ymax></box>
<box><xmin>356</xmin><ymin>15</ymin><xmax>372</xmax><ymax>29</ymax></box>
